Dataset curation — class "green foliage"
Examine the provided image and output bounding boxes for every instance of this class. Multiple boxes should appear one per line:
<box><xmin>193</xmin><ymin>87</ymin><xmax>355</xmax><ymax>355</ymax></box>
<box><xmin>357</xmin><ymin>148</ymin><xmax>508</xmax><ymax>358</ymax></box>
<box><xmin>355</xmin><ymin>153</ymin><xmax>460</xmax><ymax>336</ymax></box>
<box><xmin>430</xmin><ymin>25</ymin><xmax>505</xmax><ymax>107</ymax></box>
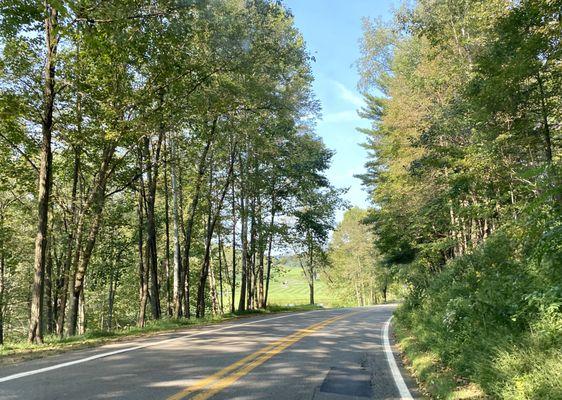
<box><xmin>357</xmin><ymin>0</ymin><xmax>562</xmax><ymax>398</ymax></box>
<box><xmin>327</xmin><ymin>207</ymin><xmax>393</xmax><ymax>305</ymax></box>
<box><xmin>395</xmin><ymin>206</ymin><xmax>562</xmax><ymax>399</ymax></box>
<box><xmin>0</xmin><ymin>0</ymin><xmax>339</xmax><ymax>344</ymax></box>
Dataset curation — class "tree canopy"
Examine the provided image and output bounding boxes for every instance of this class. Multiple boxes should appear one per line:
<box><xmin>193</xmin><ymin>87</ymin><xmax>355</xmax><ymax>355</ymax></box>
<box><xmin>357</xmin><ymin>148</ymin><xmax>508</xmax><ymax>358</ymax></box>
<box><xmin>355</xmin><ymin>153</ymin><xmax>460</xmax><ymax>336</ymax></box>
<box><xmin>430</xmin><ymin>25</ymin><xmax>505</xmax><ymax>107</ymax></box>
<box><xmin>0</xmin><ymin>0</ymin><xmax>341</xmax><ymax>344</ymax></box>
<box><xmin>357</xmin><ymin>0</ymin><xmax>561</xmax><ymax>397</ymax></box>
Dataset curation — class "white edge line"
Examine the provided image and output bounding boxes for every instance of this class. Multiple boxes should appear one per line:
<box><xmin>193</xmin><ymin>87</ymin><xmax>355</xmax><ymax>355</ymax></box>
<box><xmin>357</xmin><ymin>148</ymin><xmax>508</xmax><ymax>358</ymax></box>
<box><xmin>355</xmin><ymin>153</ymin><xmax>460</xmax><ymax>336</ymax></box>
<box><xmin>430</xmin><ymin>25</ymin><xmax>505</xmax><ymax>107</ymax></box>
<box><xmin>0</xmin><ymin>308</ymin><xmax>338</xmax><ymax>384</ymax></box>
<box><xmin>383</xmin><ymin>316</ymin><xmax>414</xmax><ymax>400</ymax></box>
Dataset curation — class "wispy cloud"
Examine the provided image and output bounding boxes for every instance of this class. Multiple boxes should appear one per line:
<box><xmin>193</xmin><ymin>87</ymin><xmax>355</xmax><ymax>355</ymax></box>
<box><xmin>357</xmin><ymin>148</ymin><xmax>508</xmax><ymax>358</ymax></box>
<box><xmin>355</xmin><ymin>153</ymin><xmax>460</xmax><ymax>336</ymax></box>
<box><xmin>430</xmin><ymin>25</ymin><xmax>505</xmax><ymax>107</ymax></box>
<box><xmin>333</xmin><ymin>81</ymin><xmax>364</xmax><ymax>108</ymax></box>
<box><xmin>321</xmin><ymin>110</ymin><xmax>361</xmax><ymax>123</ymax></box>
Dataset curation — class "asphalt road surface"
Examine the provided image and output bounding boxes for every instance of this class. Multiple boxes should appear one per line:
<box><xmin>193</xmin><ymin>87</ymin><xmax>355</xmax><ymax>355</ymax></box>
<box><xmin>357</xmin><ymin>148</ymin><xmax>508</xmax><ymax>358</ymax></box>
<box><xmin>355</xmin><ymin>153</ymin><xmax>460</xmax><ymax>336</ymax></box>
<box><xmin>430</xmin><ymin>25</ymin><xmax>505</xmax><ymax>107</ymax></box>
<box><xmin>0</xmin><ymin>304</ymin><xmax>420</xmax><ymax>400</ymax></box>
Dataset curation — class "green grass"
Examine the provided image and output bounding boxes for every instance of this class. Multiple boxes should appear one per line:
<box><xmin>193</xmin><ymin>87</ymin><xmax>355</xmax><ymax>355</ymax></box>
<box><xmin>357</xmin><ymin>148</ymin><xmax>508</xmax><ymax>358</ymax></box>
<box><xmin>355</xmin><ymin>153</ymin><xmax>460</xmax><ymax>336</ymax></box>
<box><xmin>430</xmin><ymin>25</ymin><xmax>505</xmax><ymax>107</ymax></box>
<box><xmin>393</xmin><ymin>315</ymin><xmax>487</xmax><ymax>399</ymax></box>
<box><xmin>267</xmin><ymin>266</ymin><xmax>333</xmax><ymax>307</ymax></box>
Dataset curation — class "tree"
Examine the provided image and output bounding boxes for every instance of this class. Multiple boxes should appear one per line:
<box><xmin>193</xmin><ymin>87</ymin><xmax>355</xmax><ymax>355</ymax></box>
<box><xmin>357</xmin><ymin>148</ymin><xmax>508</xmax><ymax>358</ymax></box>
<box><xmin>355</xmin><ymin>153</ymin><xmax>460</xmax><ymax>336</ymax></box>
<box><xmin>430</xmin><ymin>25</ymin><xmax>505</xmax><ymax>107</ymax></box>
<box><xmin>356</xmin><ymin>2</ymin><xmax>561</xmax><ymax>396</ymax></box>
<box><xmin>0</xmin><ymin>0</ymin><xmax>341</xmax><ymax>344</ymax></box>
<box><xmin>292</xmin><ymin>181</ymin><xmax>343</xmax><ymax>305</ymax></box>
<box><xmin>328</xmin><ymin>207</ymin><xmax>387</xmax><ymax>305</ymax></box>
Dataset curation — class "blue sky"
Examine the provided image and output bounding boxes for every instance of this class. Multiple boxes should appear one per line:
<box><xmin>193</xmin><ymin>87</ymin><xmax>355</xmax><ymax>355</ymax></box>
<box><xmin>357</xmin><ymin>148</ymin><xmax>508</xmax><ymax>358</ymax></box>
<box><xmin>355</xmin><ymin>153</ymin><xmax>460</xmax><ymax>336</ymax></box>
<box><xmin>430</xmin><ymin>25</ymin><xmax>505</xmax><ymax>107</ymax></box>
<box><xmin>283</xmin><ymin>0</ymin><xmax>396</xmax><ymax>219</ymax></box>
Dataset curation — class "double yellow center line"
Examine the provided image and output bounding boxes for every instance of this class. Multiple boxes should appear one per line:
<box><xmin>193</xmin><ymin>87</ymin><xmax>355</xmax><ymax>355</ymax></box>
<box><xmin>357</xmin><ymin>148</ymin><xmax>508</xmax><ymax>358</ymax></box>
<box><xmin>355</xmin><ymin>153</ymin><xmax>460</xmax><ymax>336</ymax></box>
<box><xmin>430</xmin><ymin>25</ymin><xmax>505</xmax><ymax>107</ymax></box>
<box><xmin>167</xmin><ymin>311</ymin><xmax>358</xmax><ymax>400</ymax></box>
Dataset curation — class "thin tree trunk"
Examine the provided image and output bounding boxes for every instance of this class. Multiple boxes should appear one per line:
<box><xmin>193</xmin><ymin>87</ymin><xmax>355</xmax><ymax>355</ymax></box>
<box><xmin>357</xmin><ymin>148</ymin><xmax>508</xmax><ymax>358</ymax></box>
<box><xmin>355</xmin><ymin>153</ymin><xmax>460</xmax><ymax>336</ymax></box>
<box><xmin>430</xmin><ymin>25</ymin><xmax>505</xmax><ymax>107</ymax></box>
<box><xmin>163</xmin><ymin>140</ymin><xmax>172</xmax><ymax>317</ymax></box>
<box><xmin>247</xmin><ymin>196</ymin><xmax>256</xmax><ymax>310</ymax></box>
<box><xmin>107</xmin><ymin>271</ymin><xmax>115</xmax><ymax>331</ymax></box>
<box><xmin>208</xmin><ymin>254</ymin><xmax>219</xmax><ymax>316</ymax></box>
<box><xmin>56</xmin><ymin>146</ymin><xmax>80</xmax><ymax>336</ymax></box>
<box><xmin>57</xmin><ymin>25</ymin><xmax>83</xmax><ymax>336</ymax></box>
<box><xmin>197</xmin><ymin>203</ymin><xmax>214</xmax><ymax>318</ymax></box>
<box><xmin>77</xmin><ymin>286</ymin><xmax>85</xmax><ymax>335</ymax></box>
<box><xmin>182</xmin><ymin>126</ymin><xmax>215</xmax><ymax>318</ymax></box>
<box><xmin>238</xmin><ymin>191</ymin><xmax>247</xmax><ymax>312</ymax></box>
<box><xmin>170</xmin><ymin>134</ymin><xmax>183</xmax><ymax>319</ymax></box>
<box><xmin>51</xmin><ymin>243</ymin><xmax>60</xmax><ymax>333</ymax></box>
<box><xmin>231</xmin><ymin>180</ymin><xmax>236</xmax><ymax>314</ymax></box>
<box><xmin>218</xmin><ymin>235</ymin><xmax>224</xmax><ymax>314</ymax></box>
<box><xmin>29</xmin><ymin>2</ymin><xmax>58</xmax><ymax>344</ymax></box>
<box><xmin>196</xmin><ymin>152</ymin><xmax>234</xmax><ymax>318</ymax></box>
<box><xmin>263</xmin><ymin>191</ymin><xmax>276</xmax><ymax>308</ymax></box>
<box><xmin>143</xmin><ymin>131</ymin><xmax>164</xmax><ymax>321</ymax></box>
<box><xmin>45</xmin><ymin>240</ymin><xmax>53</xmax><ymax>334</ymax></box>
<box><xmin>258</xmin><ymin>248</ymin><xmax>264</xmax><ymax>308</ymax></box>
<box><xmin>137</xmin><ymin>187</ymin><xmax>148</xmax><ymax>327</ymax></box>
<box><xmin>68</xmin><ymin>143</ymin><xmax>115</xmax><ymax>336</ymax></box>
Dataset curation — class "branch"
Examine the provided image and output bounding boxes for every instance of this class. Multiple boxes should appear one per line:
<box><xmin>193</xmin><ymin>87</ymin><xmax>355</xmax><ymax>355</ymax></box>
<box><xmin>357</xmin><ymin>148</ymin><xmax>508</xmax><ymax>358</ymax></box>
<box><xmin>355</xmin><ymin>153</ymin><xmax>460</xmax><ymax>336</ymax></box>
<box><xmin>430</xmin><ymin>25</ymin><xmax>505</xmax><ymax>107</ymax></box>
<box><xmin>73</xmin><ymin>3</ymin><xmax>194</xmax><ymax>25</ymax></box>
<box><xmin>0</xmin><ymin>132</ymin><xmax>39</xmax><ymax>173</ymax></box>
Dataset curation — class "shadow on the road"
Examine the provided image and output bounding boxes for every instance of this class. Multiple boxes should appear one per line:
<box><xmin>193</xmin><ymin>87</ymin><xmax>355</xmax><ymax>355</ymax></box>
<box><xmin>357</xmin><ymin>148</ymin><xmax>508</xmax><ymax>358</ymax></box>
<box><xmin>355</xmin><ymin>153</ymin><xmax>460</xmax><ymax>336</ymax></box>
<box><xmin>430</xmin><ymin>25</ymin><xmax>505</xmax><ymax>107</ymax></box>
<box><xmin>0</xmin><ymin>306</ymin><xmax>418</xmax><ymax>400</ymax></box>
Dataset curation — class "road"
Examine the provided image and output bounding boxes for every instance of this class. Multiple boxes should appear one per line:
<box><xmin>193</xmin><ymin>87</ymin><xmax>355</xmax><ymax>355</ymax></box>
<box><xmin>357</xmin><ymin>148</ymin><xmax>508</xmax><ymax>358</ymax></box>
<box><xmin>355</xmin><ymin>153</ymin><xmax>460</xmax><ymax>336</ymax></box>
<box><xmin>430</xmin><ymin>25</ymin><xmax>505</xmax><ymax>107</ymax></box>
<box><xmin>0</xmin><ymin>304</ymin><xmax>419</xmax><ymax>400</ymax></box>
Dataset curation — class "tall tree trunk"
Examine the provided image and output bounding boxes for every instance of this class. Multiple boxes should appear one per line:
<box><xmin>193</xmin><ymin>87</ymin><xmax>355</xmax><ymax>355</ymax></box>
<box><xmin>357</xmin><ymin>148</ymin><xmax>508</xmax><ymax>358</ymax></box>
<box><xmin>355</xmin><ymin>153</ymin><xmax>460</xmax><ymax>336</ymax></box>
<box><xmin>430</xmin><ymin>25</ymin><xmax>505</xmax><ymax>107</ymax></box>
<box><xmin>536</xmin><ymin>72</ymin><xmax>561</xmax><ymax>206</ymax></box>
<box><xmin>29</xmin><ymin>2</ymin><xmax>58</xmax><ymax>344</ymax></box>
<box><xmin>182</xmin><ymin>126</ymin><xmax>215</xmax><ymax>318</ymax></box>
<box><xmin>77</xmin><ymin>286</ymin><xmax>85</xmax><ymax>335</ymax></box>
<box><xmin>218</xmin><ymin>233</ymin><xmax>224</xmax><ymax>315</ymax></box>
<box><xmin>163</xmin><ymin>140</ymin><xmax>172</xmax><ymax>317</ymax></box>
<box><xmin>45</xmin><ymin>240</ymin><xmax>53</xmax><ymax>334</ymax></box>
<box><xmin>170</xmin><ymin>134</ymin><xmax>183</xmax><ymax>318</ymax></box>
<box><xmin>51</xmin><ymin>243</ymin><xmax>60</xmax><ymax>334</ymax></box>
<box><xmin>145</xmin><ymin>182</ymin><xmax>161</xmax><ymax>321</ymax></box>
<box><xmin>56</xmin><ymin>146</ymin><xmax>80</xmax><ymax>336</ymax></box>
<box><xmin>57</xmin><ymin>26</ymin><xmax>83</xmax><ymax>337</ymax></box>
<box><xmin>238</xmin><ymin>191</ymin><xmax>247</xmax><ymax>312</ymax></box>
<box><xmin>258</xmin><ymin>248</ymin><xmax>264</xmax><ymax>308</ymax></box>
<box><xmin>218</xmin><ymin>235</ymin><xmax>224</xmax><ymax>314</ymax></box>
<box><xmin>247</xmin><ymin>196</ymin><xmax>256</xmax><ymax>310</ymax></box>
<box><xmin>221</xmin><ymin>239</ymin><xmax>231</xmax><ymax>312</ymax></box>
<box><xmin>196</xmin><ymin>153</ymin><xmax>234</xmax><ymax>318</ymax></box>
<box><xmin>263</xmin><ymin>190</ymin><xmax>276</xmax><ymax>308</ymax></box>
<box><xmin>64</xmin><ymin>200</ymin><xmax>86</xmax><ymax>336</ymax></box>
<box><xmin>208</xmin><ymin>255</ymin><xmax>219</xmax><ymax>316</ymax></box>
<box><xmin>231</xmin><ymin>180</ymin><xmax>236</xmax><ymax>314</ymax></box>
<box><xmin>107</xmin><ymin>271</ymin><xmax>115</xmax><ymax>331</ymax></box>
<box><xmin>137</xmin><ymin>187</ymin><xmax>148</xmax><ymax>327</ymax></box>
<box><xmin>143</xmin><ymin>131</ymin><xmax>164</xmax><ymax>321</ymax></box>
<box><xmin>196</xmin><ymin>204</ymin><xmax>214</xmax><ymax>318</ymax></box>
<box><xmin>68</xmin><ymin>143</ymin><xmax>115</xmax><ymax>336</ymax></box>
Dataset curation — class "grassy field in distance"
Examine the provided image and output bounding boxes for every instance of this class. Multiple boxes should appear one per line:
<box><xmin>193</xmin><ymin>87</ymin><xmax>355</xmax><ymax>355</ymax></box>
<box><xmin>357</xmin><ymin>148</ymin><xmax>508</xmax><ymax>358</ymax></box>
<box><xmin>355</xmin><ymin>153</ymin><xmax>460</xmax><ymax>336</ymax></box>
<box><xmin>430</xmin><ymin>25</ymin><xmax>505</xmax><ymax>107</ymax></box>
<box><xmin>267</xmin><ymin>266</ymin><xmax>333</xmax><ymax>307</ymax></box>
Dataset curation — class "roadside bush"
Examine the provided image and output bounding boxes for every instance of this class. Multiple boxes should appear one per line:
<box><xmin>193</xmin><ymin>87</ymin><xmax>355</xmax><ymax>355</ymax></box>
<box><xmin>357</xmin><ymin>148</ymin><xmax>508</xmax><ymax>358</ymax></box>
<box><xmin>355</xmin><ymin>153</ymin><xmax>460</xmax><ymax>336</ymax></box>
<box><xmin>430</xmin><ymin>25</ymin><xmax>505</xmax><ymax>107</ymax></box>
<box><xmin>395</xmin><ymin>208</ymin><xmax>562</xmax><ymax>399</ymax></box>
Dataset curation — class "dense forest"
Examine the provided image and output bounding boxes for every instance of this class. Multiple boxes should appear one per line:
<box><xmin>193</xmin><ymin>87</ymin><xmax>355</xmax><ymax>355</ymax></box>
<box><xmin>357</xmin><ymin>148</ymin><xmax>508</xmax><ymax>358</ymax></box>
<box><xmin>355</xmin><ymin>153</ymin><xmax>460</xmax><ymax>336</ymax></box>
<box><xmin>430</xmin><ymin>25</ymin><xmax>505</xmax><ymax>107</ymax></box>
<box><xmin>357</xmin><ymin>0</ymin><xmax>561</xmax><ymax>398</ymax></box>
<box><xmin>0</xmin><ymin>0</ymin><xmax>344</xmax><ymax>346</ymax></box>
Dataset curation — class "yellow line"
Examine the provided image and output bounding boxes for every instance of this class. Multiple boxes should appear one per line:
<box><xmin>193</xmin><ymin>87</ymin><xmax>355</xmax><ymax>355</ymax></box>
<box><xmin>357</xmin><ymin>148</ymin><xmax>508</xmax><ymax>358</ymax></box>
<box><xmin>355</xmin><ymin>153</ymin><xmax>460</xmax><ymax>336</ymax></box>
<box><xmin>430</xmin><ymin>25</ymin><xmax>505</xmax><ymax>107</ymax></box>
<box><xmin>191</xmin><ymin>316</ymin><xmax>341</xmax><ymax>400</ymax></box>
<box><xmin>167</xmin><ymin>311</ymin><xmax>359</xmax><ymax>400</ymax></box>
<box><xmin>166</xmin><ymin>318</ymin><xmax>332</xmax><ymax>400</ymax></box>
